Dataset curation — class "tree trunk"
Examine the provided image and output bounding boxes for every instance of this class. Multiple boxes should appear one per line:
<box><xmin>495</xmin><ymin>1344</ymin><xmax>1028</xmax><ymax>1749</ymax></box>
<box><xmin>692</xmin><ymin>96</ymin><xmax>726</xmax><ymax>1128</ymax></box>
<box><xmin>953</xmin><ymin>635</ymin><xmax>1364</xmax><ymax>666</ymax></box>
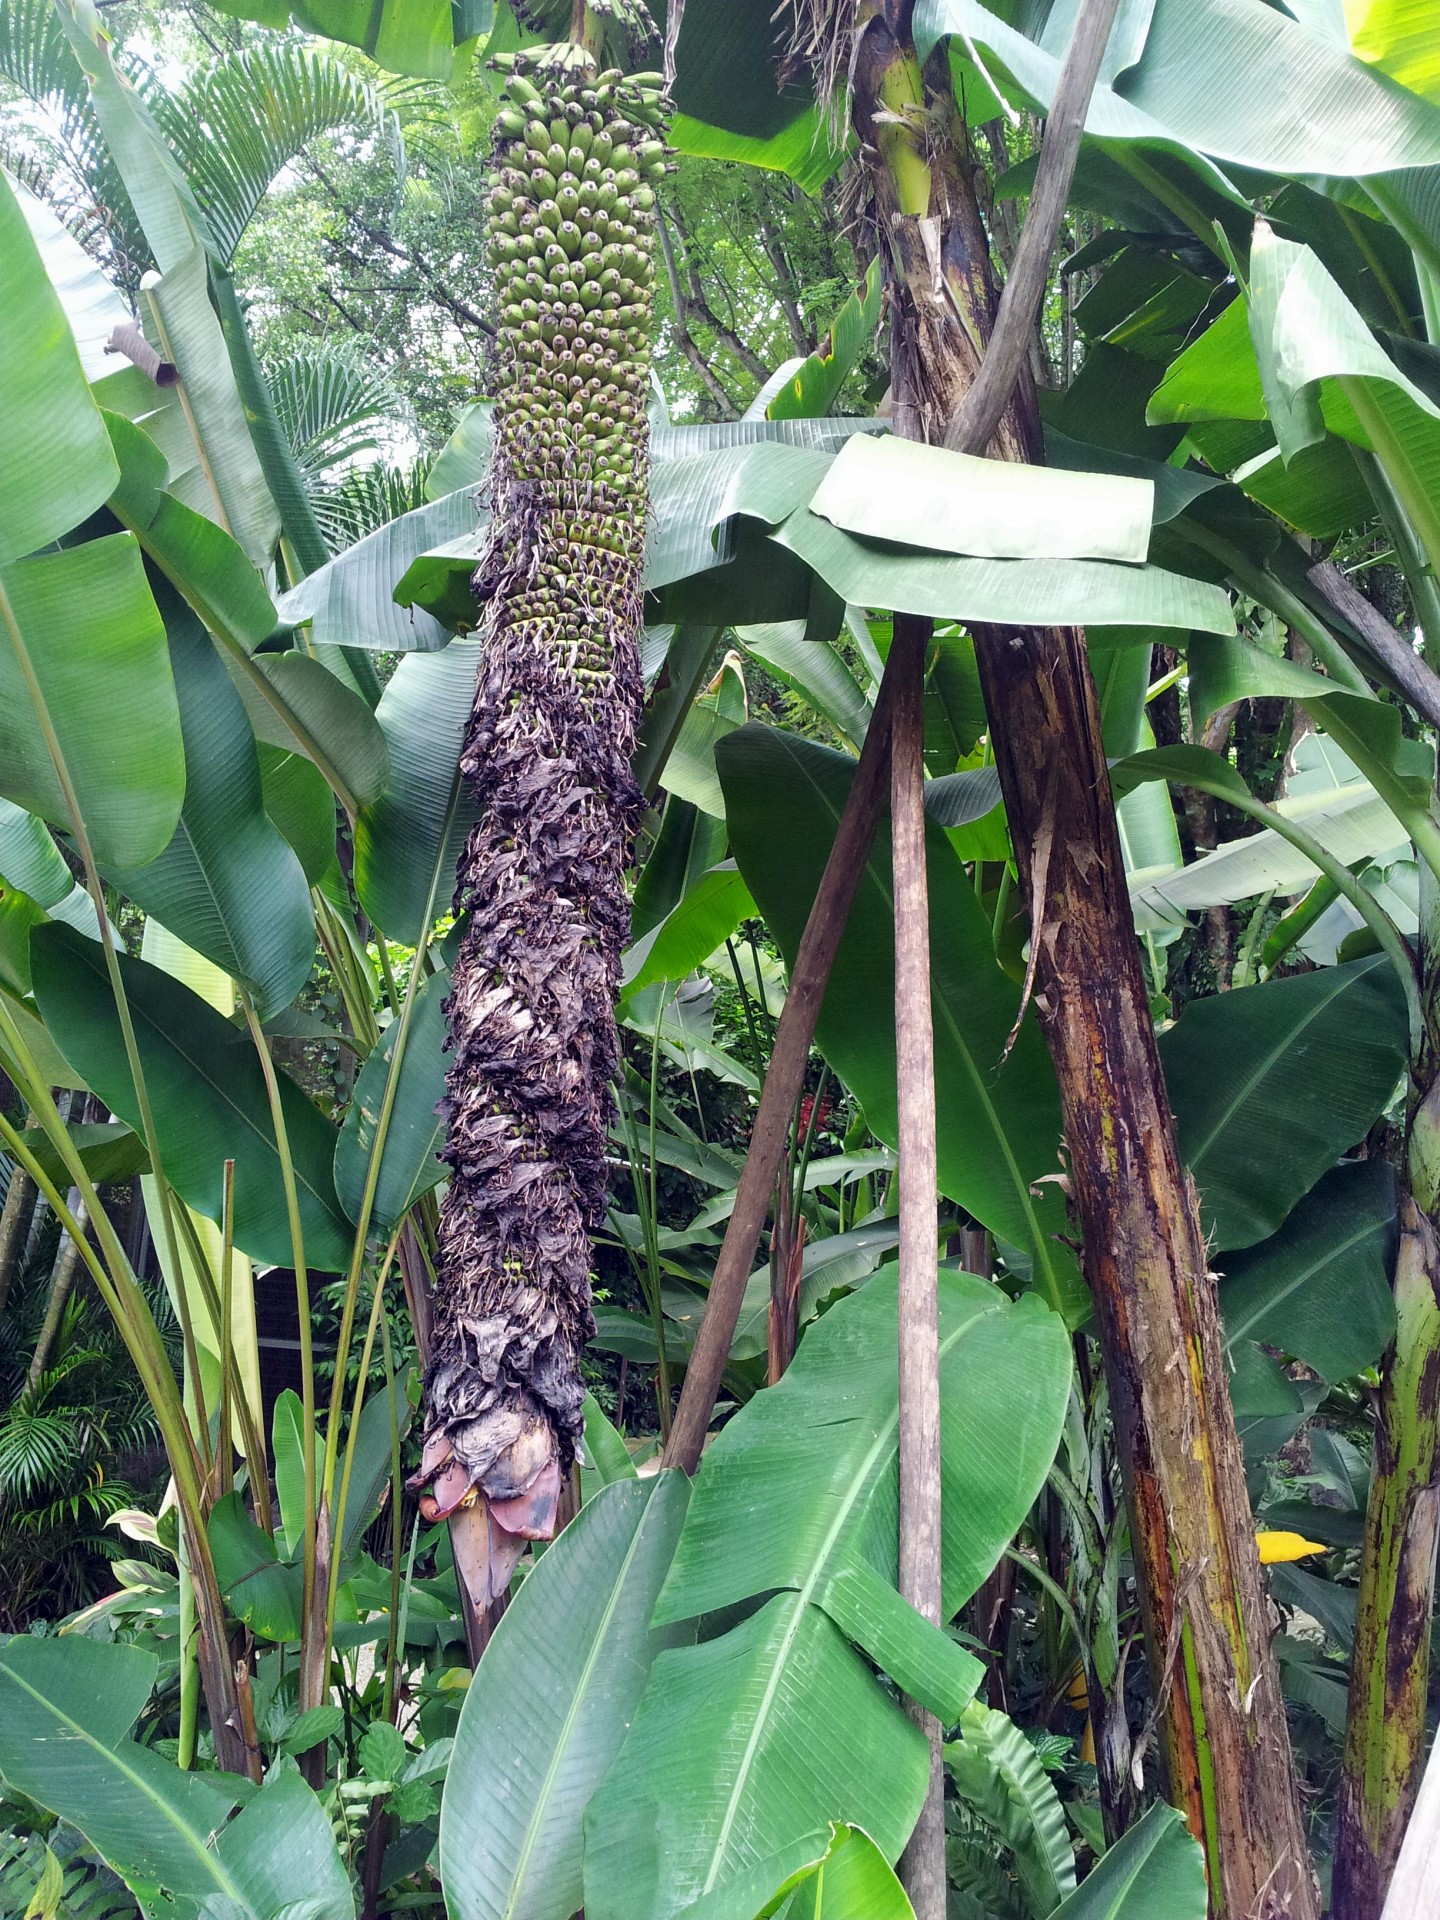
<box><xmin>890</xmin><ymin>614</ymin><xmax>946</xmax><ymax>1920</ymax></box>
<box><xmin>0</xmin><ymin>1162</ymin><xmax>36</xmax><ymax>1327</ymax></box>
<box><xmin>664</xmin><ymin>677</ymin><xmax>896</xmax><ymax>1470</ymax></box>
<box><xmin>1378</xmin><ymin>1725</ymin><xmax>1440</xmax><ymax>1920</ymax></box>
<box><xmin>1333</xmin><ymin>1192</ymin><xmax>1440</xmax><ymax>1920</ymax></box>
<box><xmin>415</xmin><ymin>48</ymin><xmax>667</xmax><ymax>1614</ymax></box>
<box><xmin>1331</xmin><ymin>480</ymin><xmax>1440</xmax><ymax>1920</ymax></box>
<box><xmin>24</xmin><ymin>1191</ymin><xmax>88</xmax><ymax>1392</ymax></box>
<box><xmin>846</xmin><ymin>9</ymin><xmax>1316</xmax><ymax>1912</ymax></box>
<box><xmin>1334</xmin><ymin>879</ymin><xmax>1440</xmax><ymax>1919</ymax></box>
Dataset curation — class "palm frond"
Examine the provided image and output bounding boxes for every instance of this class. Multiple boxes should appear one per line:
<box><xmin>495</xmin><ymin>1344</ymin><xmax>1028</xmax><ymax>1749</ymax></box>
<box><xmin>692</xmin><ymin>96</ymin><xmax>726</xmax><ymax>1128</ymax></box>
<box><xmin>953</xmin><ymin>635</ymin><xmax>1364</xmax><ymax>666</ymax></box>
<box><xmin>13</xmin><ymin>1478</ymin><xmax>134</xmax><ymax>1538</ymax></box>
<box><xmin>266</xmin><ymin>346</ymin><xmax>400</xmax><ymax>480</ymax></box>
<box><xmin>311</xmin><ymin>459</ymin><xmax>429</xmax><ymax>549</ymax></box>
<box><xmin>0</xmin><ymin>0</ymin><xmax>152</xmax><ymax>283</ymax></box>
<box><xmin>158</xmin><ymin>44</ymin><xmax>401</xmax><ymax>264</ymax></box>
<box><xmin>0</xmin><ymin>1407</ymin><xmax>80</xmax><ymax>1499</ymax></box>
<box><xmin>0</xmin><ymin>0</ymin><xmax>101</xmax><ymax>166</ymax></box>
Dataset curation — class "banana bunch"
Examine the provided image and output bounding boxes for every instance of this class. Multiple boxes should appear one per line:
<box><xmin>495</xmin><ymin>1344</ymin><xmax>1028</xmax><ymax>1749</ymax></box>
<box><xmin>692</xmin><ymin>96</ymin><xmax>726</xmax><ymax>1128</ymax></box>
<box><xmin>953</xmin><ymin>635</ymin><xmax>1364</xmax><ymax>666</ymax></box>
<box><xmin>485</xmin><ymin>54</ymin><xmax>665</xmax><ymax>512</ymax></box>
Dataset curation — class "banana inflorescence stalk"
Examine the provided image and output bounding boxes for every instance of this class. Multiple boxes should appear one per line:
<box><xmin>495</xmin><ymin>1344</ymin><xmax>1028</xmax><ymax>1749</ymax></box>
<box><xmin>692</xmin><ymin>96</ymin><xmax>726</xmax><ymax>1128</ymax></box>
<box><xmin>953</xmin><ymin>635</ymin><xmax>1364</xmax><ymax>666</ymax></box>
<box><xmin>412</xmin><ymin>44</ymin><xmax>666</xmax><ymax>1610</ymax></box>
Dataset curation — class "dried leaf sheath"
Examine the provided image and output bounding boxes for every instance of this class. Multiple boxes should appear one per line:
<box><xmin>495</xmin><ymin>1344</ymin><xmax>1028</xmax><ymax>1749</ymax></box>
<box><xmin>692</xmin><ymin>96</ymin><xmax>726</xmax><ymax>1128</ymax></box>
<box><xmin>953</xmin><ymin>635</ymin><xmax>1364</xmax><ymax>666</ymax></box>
<box><xmin>413</xmin><ymin>52</ymin><xmax>665</xmax><ymax>1604</ymax></box>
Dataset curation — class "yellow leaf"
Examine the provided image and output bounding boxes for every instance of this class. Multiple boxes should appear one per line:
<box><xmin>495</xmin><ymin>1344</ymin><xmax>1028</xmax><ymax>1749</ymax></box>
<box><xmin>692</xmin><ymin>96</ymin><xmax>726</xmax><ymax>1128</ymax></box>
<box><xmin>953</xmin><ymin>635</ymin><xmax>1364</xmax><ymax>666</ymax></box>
<box><xmin>25</xmin><ymin>1846</ymin><xmax>63</xmax><ymax>1920</ymax></box>
<box><xmin>1256</xmin><ymin>1529</ymin><xmax>1328</xmax><ymax>1564</ymax></box>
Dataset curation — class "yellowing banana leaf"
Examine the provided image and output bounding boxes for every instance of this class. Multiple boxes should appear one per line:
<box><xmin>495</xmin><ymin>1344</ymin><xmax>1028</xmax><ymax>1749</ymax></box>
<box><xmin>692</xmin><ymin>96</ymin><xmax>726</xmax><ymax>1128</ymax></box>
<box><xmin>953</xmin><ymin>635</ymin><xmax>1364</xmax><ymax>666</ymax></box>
<box><xmin>765</xmin><ymin>260</ymin><xmax>882</xmax><ymax>421</ymax></box>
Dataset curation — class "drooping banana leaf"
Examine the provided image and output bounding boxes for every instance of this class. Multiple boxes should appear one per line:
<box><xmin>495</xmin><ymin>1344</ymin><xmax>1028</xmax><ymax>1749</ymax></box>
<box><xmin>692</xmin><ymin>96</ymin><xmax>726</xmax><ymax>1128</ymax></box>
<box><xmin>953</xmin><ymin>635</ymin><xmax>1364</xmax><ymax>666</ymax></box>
<box><xmin>583</xmin><ymin>1272</ymin><xmax>1070</xmax><ymax>1920</ymax></box>
<box><xmin>915</xmin><ymin>0</ymin><xmax>1440</xmax><ymax>179</ymax></box>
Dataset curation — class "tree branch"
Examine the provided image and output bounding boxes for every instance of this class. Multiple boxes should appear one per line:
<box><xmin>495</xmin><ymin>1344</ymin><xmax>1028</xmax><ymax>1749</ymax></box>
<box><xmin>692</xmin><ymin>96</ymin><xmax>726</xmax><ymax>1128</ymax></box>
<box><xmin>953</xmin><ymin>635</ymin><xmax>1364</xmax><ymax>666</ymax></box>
<box><xmin>1307</xmin><ymin>557</ymin><xmax>1440</xmax><ymax>735</ymax></box>
<box><xmin>664</xmin><ymin>203</ymin><xmax>772</xmax><ymax>381</ymax></box>
<box><xmin>754</xmin><ymin>185</ymin><xmax>811</xmax><ymax>354</ymax></box>
<box><xmin>662</xmin><ymin>671</ymin><xmax>898</xmax><ymax>1472</ymax></box>
<box><xmin>657</xmin><ymin>210</ymin><xmax>741</xmax><ymax>415</ymax></box>
<box><xmin>944</xmin><ymin>0</ymin><xmax>1122</xmax><ymax>453</ymax></box>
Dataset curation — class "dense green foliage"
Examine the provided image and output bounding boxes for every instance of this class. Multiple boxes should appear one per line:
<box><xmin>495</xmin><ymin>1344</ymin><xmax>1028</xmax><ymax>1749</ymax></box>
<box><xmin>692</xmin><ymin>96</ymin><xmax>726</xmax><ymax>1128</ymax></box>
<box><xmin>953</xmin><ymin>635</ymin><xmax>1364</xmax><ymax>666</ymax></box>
<box><xmin>3</xmin><ymin>1</ymin><xmax>1440</xmax><ymax>1917</ymax></box>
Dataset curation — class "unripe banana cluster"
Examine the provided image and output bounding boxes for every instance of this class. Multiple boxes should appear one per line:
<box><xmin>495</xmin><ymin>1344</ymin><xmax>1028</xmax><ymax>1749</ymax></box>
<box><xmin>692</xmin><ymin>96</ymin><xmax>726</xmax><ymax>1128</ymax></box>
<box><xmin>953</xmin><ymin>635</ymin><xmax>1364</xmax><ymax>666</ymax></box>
<box><xmin>485</xmin><ymin>52</ymin><xmax>666</xmax><ymax>560</ymax></box>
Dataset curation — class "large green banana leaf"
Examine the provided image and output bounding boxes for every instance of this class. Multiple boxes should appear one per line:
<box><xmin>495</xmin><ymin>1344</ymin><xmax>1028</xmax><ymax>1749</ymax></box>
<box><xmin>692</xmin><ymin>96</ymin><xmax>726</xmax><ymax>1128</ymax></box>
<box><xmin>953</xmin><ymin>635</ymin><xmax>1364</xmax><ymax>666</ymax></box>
<box><xmin>1221</xmin><ymin>1159</ymin><xmax>1398</xmax><ymax>1383</ymax></box>
<box><xmin>1348</xmin><ymin>0</ymin><xmax>1440</xmax><ymax>104</ymax></box>
<box><xmin>630</xmin><ymin>792</ymin><xmax>728</xmax><ymax>941</ymax></box>
<box><xmin>10</xmin><ymin>170</ymin><xmax>133</xmax><ymax>381</ymax></box>
<box><xmin>0</xmin><ymin>536</ymin><xmax>185</xmax><ymax>873</ymax></box>
<box><xmin>0</xmin><ymin>801</ymin><xmax>73</xmax><ymax>911</ymax></box>
<box><xmin>772</xmin><ymin>506</ymin><xmax>1233</xmax><ymax>632</ymax></box>
<box><xmin>390</xmin><ymin>422</ymin><xmax>876</xmax><ymax>632</ymax></box>
<box><xmin>259</xmin><ymin>744</ymin><xmax>337</xmax><ymax>884</ymax></box>
<box><xmin>0</xmin><ymin>171</ymin><xmax>118</xmax><ymax>560</ymax></box>
<box><xmin>720</xmin><ymin>723</ymin><xmax>1084</xmax><ymax>1320</ymax></box>
<box><xmin>654</xmin><ymin>1274</ymin><xmax>1068</xmax><ymax>1627</ymax></box>
<box><xmin>0</xmin><ymin>170</ymin><xmax>185</xmax><ymax>872</ymax></box>
<box><xmin>736</xmin><ymin>620</ymin><xmax>874</xmax><ymax>750</ymax></box>
<box><xmin>622</xmin><ymin>863</ymin><xmax>757</xmax><ymax>1000</ymax></box>
<box><xmin>101</xmin><ymin>409</ymin><xmax>387</xmax><ymax>815</ymax></box>
<box><xmin>353</xmin><ymin>640</ymin><xmax>482</xmax><ymax>944</ymax></box>
<box><xmin>809</xmin><ymin>432</ymin><xmax>1155</xmax><ymax>563</ymax></box>
<box><xmin>1116</xmin><ymin>740</ymin><xmax>1421</xmax><ymax>1014</ymax></box>
<box><xmin>424</xmin><ymin>400</ymin><xmax>495</xmax><ymax>499</ymax></box>
<box><xmin>1050</xmin><ymin>1802</ymin><xmax>1206</xmax><ymax>1919</ymax></box>
<box><xmin>105</xmin><ymin>585</ymin><xmax>316</xmax><ymax>1022</ymax></box>
<box><xmin>440</xmin><ymin>1475</ymin><xmax>692</xmax><ymax>1920</ymax></box>
<box><xmin>583</xmin><ymin>1273</ymin><xmax>1069</xmax><ymax>1920</ymax></box>
<box><xmin>751</xmin><ymin>1826</ymin><xmax>915</xmax><ymax>1920</ymax></box>
<box><xmin>644</xmin><ymin>441</ymin><xmax>839</xmax><ymax>592</ymax></box>
<box><xmin>32</xmin><ymin>921</ymin><xmax>352</xmax><ymax>1270</ymax></box>
<box><xmin>54</xmin><ymin>0</ymin><xmax>279</xmax><ymax>563</ymax></box>
<box><xmin>280</xmin><ymin>485</ymin><xmax>485</xmax><ymax>651</ymax></box>
<box><xmin>218</xmin><ymin>0</ymin><xmax>479</xmax><ymax>79</ymax></box>
<box><xmin>1158</xmin><ymin>955</ymin><xmax>1409</xmax><ymax>1250</ymax></box>
<box><xmin>245</xmin><ymin>653</ymin><xmax>390</xmax><ymax>815</ymax></box>
<box><xmin>1244</xmin><ymin>223</ymin><xmax>1440</xmax><ymax>566</ymax></box>
<box><xmin>298</xmin><ymin>411</ymin><xmax>1229</xmax><ymax>647</ymax></box>
<box><xmin>914</xmin><ymin>0</ymin><xmax>1440</xmax><ymax>177</ymax></box>
<box><xmin>0</xmin><ymin>1636</ymin><xmax>353</xmax><ymax>1920</ymax></box>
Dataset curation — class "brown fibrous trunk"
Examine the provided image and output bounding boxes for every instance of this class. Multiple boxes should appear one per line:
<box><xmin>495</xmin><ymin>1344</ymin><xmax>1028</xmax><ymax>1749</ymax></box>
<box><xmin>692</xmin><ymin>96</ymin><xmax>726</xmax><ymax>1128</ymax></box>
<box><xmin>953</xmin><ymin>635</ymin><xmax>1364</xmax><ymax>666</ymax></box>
<box><xmin>846</xmin><ymin>9</ymin><xmax>1316</xmax><ymax>1913</ymax></box>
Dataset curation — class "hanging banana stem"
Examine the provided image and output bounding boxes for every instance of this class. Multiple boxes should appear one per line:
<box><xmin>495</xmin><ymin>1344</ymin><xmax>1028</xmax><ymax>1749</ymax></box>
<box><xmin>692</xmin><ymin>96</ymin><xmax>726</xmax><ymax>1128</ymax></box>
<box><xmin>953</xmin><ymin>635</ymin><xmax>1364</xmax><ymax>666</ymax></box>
<box><xmin>413</xmin><ymin>43</ymin><xmax>666</xmax><ymax>1614</ymax></box>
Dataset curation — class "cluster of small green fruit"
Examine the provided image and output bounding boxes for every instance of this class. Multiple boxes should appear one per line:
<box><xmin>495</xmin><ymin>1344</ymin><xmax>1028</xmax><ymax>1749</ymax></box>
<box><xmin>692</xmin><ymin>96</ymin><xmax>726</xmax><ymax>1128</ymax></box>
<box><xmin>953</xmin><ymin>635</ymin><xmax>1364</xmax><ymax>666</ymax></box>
<box><xmin>485</xmin><ymin>51</ymin><xmax>665</xmax><ymax>512</ymax></box>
